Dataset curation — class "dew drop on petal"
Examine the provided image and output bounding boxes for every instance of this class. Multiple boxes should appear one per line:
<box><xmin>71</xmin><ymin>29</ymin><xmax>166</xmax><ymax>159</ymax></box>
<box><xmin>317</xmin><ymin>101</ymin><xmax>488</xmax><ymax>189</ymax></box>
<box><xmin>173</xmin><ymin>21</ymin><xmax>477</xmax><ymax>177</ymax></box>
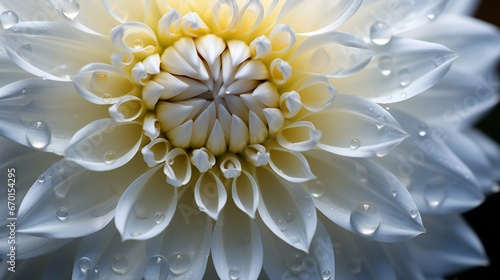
<box><xmin>369</xmin><ymin>22</ymin><xmax>392</xmax><ymax>45</ymax></box>
<box><xmin>289</xmin><ymin>235</ymin><xmax>300</xmax><ymax>244</ymax></box>
<box><xmin>56</xmin><ymin>207</ymin><xmax>69</xmax><ymax>222</ymax></box>
<box><xmin>26</xmin><ymin>121</ymin><xmax>51</xmax><ymax>149</ymax></box>
<box><xmin>91</xmin><ymin>72</ymin><xmax>110</xmax><ymax>93</ymax></box>
<box><xmin>284</xmin><ymin>211</ymin><xmax>295</xmax><ymax>222</ymax></box>
<box><xmin>154</xmin><ymin>211</ymin><xmax>165</xmax><ymax>224</ymax></box>
<box><xmin>424</xmin><ymin>177</ymin><xmax>448</xmax><ymax>208</ymax></box>
<box><xmin>78</xmin><ymin>257</ymin><xmax>92</xmax><ymax>272</ymax></box>
<box><xmin>285</xmin><ymin>254</ymin><xmax>305</xmax><ymax>273</ymax></box>
<box><xmin>144</xmin><ymin>255</ymin><xmax>169</xmax><ymax>280</ymax></box>
<box><xmin>111</xmin><ymin>255</ymin><xmax>129</xmax><ymax>275</ymax></box>
<box><xmin>38</xmin><ymin>175</ymin><xmax>46</xmax><ymax>183</ymax></box>
<box><xmin>102</xmin><ymin>93</ymin><xmax>113</xmax><ymax>104</ymax></box>
<box><xmin>61</xmin><ymin>0</ymin><xmax>80</xmax><ymax>19</ymax></box>
<box><xmin>322</xmin><ymin>270</ymin><xmax>332</xmax><ymax>280</ymax></box>
<box><xmin>104</xmin><ymin>151</ymin><xmax>117</xmax><ymax>164</ymax></box>
<box><xmin>398</xmin><ymin>68</ymin><xmax>412</xmax><ymax>87</ymax></box>
<box><xmin>0</xmin><ymin>10</ymin><xmax>19</xmax><ymax>30</ymax></box>
<box><xmin>349</xmin><ymin>202</ymin><xmax>380</xmax><ymax>235</ymax></box>
<box><xmin>417</xmin><ymin>123</ymin><xmax>428</xmax><ymax>137</ymax></box>
<box><xmin>168</xmin><ymin>253</ymin><xmax>191</xmax><ymax>275</ymax></box>
<box><xmin>350</xmin><ymin>138</ymin><xmax>361</xmax><ymax>150</ymax></box>
<box><xmin>383</xmin><ymin>103</ymin><xmax>391</xmax><ymax>110</ymax></box>
<box><xmin>130</xmin><ymin>231</ymin><xmax>142</xmax><ymax>237</ymax></box>
<box><xmin>133</xmin><ymin>39</ymin><xmax>145</xmax><ymax>50</ymax></box>
<box><xmin>228</xmin><ymin>267</ymin><xmax>240</xmax><ymax>280</ymax></box>
<box><xmin>305</xmin><ymin>180</ymin><xmax>325</xmax><ymax>198</ymax></box>
<box><xmin>276</xmin><ymin>218</ymin><xmax>287</xmax><ymax>231</ymax></box>
<box><xmin>377</xmin><ymin>56</ymin><xmax>393</xmax><ymax>76</ymax></box>
<box><xmin>427</xmin><ymin>10</ymin><xmax>436</xmax><ymax>20</ymax></box>
<box><xmin>392</xmin><ymin>189</ymin><xmax>398</xmax><ymax>197</ymax></box>
<box><xmin>410</xmin><ymin>208</ymin><xmax>419</xmax><ymax>219</ymax></box>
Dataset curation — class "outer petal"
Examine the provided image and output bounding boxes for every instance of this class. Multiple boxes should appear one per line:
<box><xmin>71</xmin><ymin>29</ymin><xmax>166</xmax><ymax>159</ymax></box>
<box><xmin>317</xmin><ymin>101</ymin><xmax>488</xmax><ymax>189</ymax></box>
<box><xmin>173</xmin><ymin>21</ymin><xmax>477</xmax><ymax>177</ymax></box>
<box><xmin>146</xmin><ymin>190</ymin><xmax>212</xmax><ymax>280</ymax></box>
<box><xmin>376</xmin><ymin>110</ymin><xmax>484</xmax><ymax>215</ymax></box>
<box><xmin>268</xmin><ymin>147</ymin><xmax>315</xmax><ymax>183</ymax></box>
<box><xmin>0</xmin><ymin>0</ymin><xmax>62</xmax><ymax>22</ymax></box>
<box><xmin>0</xmin><ymin>52</ymin><xmax>33</xmax><ymax>88</ymax></box>
<box><xmin>231</xmin><ymin>170</ymin><xmax>260</xmax><ymax>218</ymax></box>
<box><xmin>256</xmin><ymin>167</ymin><xmax>317</xmax><ymax>252</ymax></box>
<box><xmin>299</xmin><ymin>94</ymin><xmax>408</xmax><ymax>157</ymax></box>
<box><xmin>260</xmin><ymin>218</ymin><xmax>335</xmax><ymax>280</ymax></box>
<box><xmin>16</xmin><ymin>157</ymin><xmax>147</xmax><ymax>238</ymax></box>
<box><xmin>71</xmin><ymin>224</ymin><xmax>147</xmax><ymax>279</ymax></box>
<box><xmin>0</xmin><ymin>78</ymin><xmax>109</xmax><ymax>155</ymax></box>
<box><xmin>194</xmin><ymin>171</ymin><xmax>227</xmax><ymax>220</ymax></box>
<box><xmin>115</xmin><ymin>165</ymin><xmax>178</xmax><ymax>241</ymax></box>
<box><xmin>334</xmin><ymin>38</ymin><xmax>457</xmax><ymax>103</ymax></box>
<box><xmin>0</xmin><ymin>21</ymin><xmax>112</xmax><ymax>80</ymax></box>
<box><xmin>305</xmin><ymin>150</ymin><xmax>425</xmax><ymax>242</ymax></box>
<box><xmin>64</xmin><ymin>119</ymin><xmax>143</xmax><ymax>171</ymax></box>
<box><xmin>0</xmin><ymin>233</ymin><xmax>72</xmax><ymax>260</ymax></box>
<box><xmin>211</xmin><ymin>201</ymin><xmax>263</xmax><ymax>280</ymax></box>
<box><xmin>277</xmin><ymin>0</ymin><xmax>362</xmax><ymax>36</ymax></box>
<box><xmin>444</xmin><ymin>0</ymin><xmax>479</xmax><ymax>15</ymax></box>
<box><xmin>468</xmin><ymin>129</ymin><xmax>500</xmax><ymax>182</ymax></box>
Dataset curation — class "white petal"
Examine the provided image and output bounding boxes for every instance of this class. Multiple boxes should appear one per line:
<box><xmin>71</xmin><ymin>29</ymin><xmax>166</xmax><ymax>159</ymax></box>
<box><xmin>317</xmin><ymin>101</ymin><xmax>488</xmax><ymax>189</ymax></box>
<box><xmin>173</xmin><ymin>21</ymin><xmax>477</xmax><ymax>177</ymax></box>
<box><xmin>294</xmin><ymin>75</ymin><xmax>336</xmax><ymax>112</ymax></box>
<box><xmin>277</xmin><ymin>121</ymin><xmax>321</xmax><ymax>152</ymax></box>
<box><xmin>2</xmin><ymin>21</ymin><xmax>112</xmax><ymax>80</ymax></box>
<box><xmin>102</xmin><ymin>0</ymin><xmax>147</xmax><ymax>22</ymax></box>
<box><xmin>191</xmin><ymin>147</ymin><xmax>216</xmax><ymax>173</ymax></box>
<box><xmin>256</xmin><ymin>167</ymin><xmax>317</xmax><ymax>252</ymax></box>
<box><xmin>301</xmin><ymin>94</ymin><xmax>408</xmax><ymax>157</ymax></box>
<box><xmin>0</xmin><ymin>78</ymin><xmax>108</xmax><ymax>154</ymax></box>
<box><xmin>17</xmin><ymin>157</ymin><xmax>147</xmax><ymax>238</ymax></box>
<box><xmin>250</xmin><ymin>35</ymin><xmax>272</xmax><ymax>59</ymax></box>
<box><xmin>167</xmin><ymin>120</ymin><xmax>193</xmax><ymax>148</ymax></box>
<box><xmin>270</xmin><ymin>58</ymin><xmax>292</xmax><ymax>85</ymax></box>
<box><xmin>164</xmin><ymin>148</ymin><xmax>192</xmax><ymax>187</ymax></box>
<box><xmin>143</xmin><ymin>113</ymin><xmax>160</xmax><ymax>140</ymax></box>
<box><xmin>194</xmin><ymin>171</ymin><xmax>228</xmax><ymax>220</ymax></box>
<box><xmin>146</xmin><ymin>190</ymin><xmax>212</xmax><ymax>280</ymax></box>
<box><xmin>141</xmin><ymin>137</ymin><xmax>170</xmax><ymax>167</ymax></box>
<box><xmin>238</xmin><ymin>0</ymin><xmax>265</xmax><ymax>34</ymax></box>
<box><xmin>0</xmin><ymin>232</ymin><xmax>71</xmax><ymax>260</ymax></box>
<box><xmin>152</xmin><ymin>72</ymin><xmax>190</xmax><ymax>100</ymax></box>
<box><xmin>73</xmin><ymin>63</ymin><xmax>138</xmax><ymax>105</ymax></box>
<box><xmin>262</xmin><ymin>108</ymin><xmax>284</xmax><ymax>134</ymax></box>
<box><xmin>235</xmin><ymin>60</ymin><xmax>269</xmax><ymax>80</ymax></box>
<box><xmin>248</xmin><ymin>111</ymin><xmax>268</xmax><ymax>144</ymax></box>
<box><xmin>156</xmin><ymin>101</ymin><xmax>194</xmax><ymax>131</ymax></box>
<box><xmin>229</xmin><ymin>115</ymin><xmax>249</xmax><ymax>153</ymax></box>
<box><xmin>64</xmin><ymin>119</ymin><xmax>143</xmax><ymax>171</ymax></box>
<box><xmin>243</xmin><ymin>144</ymin><xmax>270</xmax><ymax>167</ymax></box>
<box><xmin>115</xmin><ymin>165</ymin><xmax>178</xmax><ymax>241</ymax></box>
<box><xmin>444</xmin><ymin>0</ymin><xmax>480</xmax><ymax>15</ymax></box>
<box><xmin>108</xmin><ymin>95</ymin><xmax>144</xmax><ymax>122</ymax></box>
<box><xmin>305</xmin><ymin>150</ymin><xmax>425</xmax><ymax>242</ymax></box>
<box><xmin>292</xmin><ymin>32</ymin><xmax>372</xmax><ymax>77</ymax></box>
<box><xmin>212</xmin><ymin>0</ymin><xmax>239</xmax><ymax>32</ymax></box>
<box><xmin>468</xmin><ymin>129</ymin><xmax>500</xmax><ymax>182</ymax></box>
<box><xmin>220</xmin><ymin>155</ymin><xmax>242</xmax><ymax>179</ymax></box>
<box><xmin>227</xmin><ymin>40</ymin><xmax>251</xmax><ymax>67</ymax></box>
<box><xmin>260</xmin><ymin>219</ymin><xmax>335</xmax><ymax>280</ymax></box>
<box><xmin>110</xmin><ymin>21</ymin><xmax>158</xmax><ymax>54</ymax></box>
<box><xmin>251</xmin><ymin>82</ymin><xmax>279</xmax><ymax>107</ymax></box>
<box><xmin>269</xmin><ymin>24</ymin><xmax>296</xmax><ymax>54</ymax></box>
<box><xmin>206</xmin><ymin>120</ymin><xmax>227</xmax><ymax>156</ymax></box>
<box><xmin>232</xmin><ymin>170</ymin><xmax>260</xmax><ymax>218</ymax></box>
<box><xmin>212</xmin><ymin>201</ymin><xmax>263</xmax><ymax>280</ymax></box>
<box><xmin>195</xmin><ymin>34</ymin><xmax>226</xmax><ymax>65</ymax></box>
<box><xmin>335</xmin><ymin>38</ymin><xmax>457</xmax><ymax>103</ymax></box>
<box><xmin>279</xmin><ymin>91</ymin><xmax>302</xmax><ymax>119</ymax></box>
<box><xmin>278</xmin><ymin>0</ymin><xmax>363</xmax><ymax>36</ymax></box>
<box><xmin>269</xmin><ymin>148</ymin><xmax>315</xmax><ymax>183</ymax></box>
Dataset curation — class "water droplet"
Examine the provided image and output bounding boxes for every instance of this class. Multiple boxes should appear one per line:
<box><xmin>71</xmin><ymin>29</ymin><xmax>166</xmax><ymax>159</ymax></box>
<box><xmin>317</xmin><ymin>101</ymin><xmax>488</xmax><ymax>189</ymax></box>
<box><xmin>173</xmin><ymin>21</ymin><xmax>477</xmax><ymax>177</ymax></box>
<box><xmin>168</xmin><ymin>253</ymin><xmax>191</xmax><ymax>275</ymax></box>
<box><xmin>375</xmin><ymin>114</ymin><xmax>386</xmax><ymax>129</ymax></box>
<box><xmin>276</xmin><ymin>218</ymin><xmax>287</xmax><ymax>231</ymax></box>
<box><xmin>133</xmin><ymin>39</ymin><xmax>144</xmax><ymax>50</ymax></box>
<box><xmin>417</xmin><ymin>123</ymin><xmax>428</xmax><ymax>137</ymax></box>
<box><xmin>57</xmin><ymin>207</ymin><xmax>69</xmax><ymax>222</ymax></box>
<box><xmin>130</xmin><ymin>231</ymin><xmax>142</xmax><ymax>237</ymax></box>
<box><xmin>370</xmin><ymin>22</ymin><xmax>392</xmax><ymax>45</ymax></box>
<box><xmin>61</xmin><ymin>0</ymin><xmax>80</xmax><ymax>19</ymax></box>
<box><xmin>392</xmin><ymin>189</ymin><xmax>398</xmax><ymax>197</ymax></box>
<box><xmin>102</xmin><ymin>93</ymin><xmax>112</xmax><ymax>103</ymax></box>
<box><xmin>228</xmin><ymin>267</ymin><xmax>240</xmax><ymax>280</ymax></box>
<box><xmin>427</xmin><ymin>10</ymin><xmax>436</xmax><ymax>20</ymax></box>
<box><xmin>410</xmin><ymin>208</ymin><xmax>419</xmax><ymax>219</ymax></box>
<box><xmin>78</xmin><ymin>257</ymin><xmax>92</xmax><ymax>272</ymax></box>
<box><xmin>349</xmin><ymin>202</ymin><xmax>380</xmax><ymax>235</ymax></box>
<box><xmin>0</xmin><ymin>10</ymin><xmax>19</xmax><ymax>30</ymax></box>
<box><xmin>289</xmin><ymin>235</ymin><xmax>300</xmax><ymax>244</ymax></box>
<box><xmin>90</xmin><ymin>71</ymin><xmax>110</xmax><ymax>94</ymax></box>
<box><xmin>322</xmin><ymin>270</ymin><xmax>332</xmax><ymax>280</ymax></box>
<box><xmin>285</xmin><ymin>254</ymin><xmax>305</xmax><ymax>273</ymax></box>
<box><xmin>144</xmin><ymin>256</ymin><xmax>169</xmax><ymax>280</ymax></box>
<box><xmin>350</xmin><ymin>138</ymin><xmax>361</xmax><ymax>150</ymax></box>
<box><xmin>424</xmin><ymin>177</ymin><xmax>448</xmax><ymax>208</ymax></box>
<box><xmin>26</xmin><ymin>121</ymin><xmax>51</xmax><ymax>149</ymax></box>
<box><xmin>384</xmin><ymin>103</ymin><xmax>391</xmax><ymax>110</ymax></box>
<box><xmin>368</xmin><ymin>105</ymin><xmax>373</xmax><ymax>111</ymax></box>
<box><xmin>111</xmin><ymin>255</ymin><xmax>128</xmax><ymax>275</ymax></box>
<box><xmin>284</xmin><ymin>211</ymin><xmax>295</xmax><ymax>222</ymax></box>
<box><xmin>305</xmin><ymin>180</ymin><xmax>325</xmax><ymax>198</ymax></box>
<box><xmin>104</xmin><ymin>151</ymin><xmax>116</xmax><ymax>164</ymax></box>
<box><xmin>38</xmin><ymin>175</ymin><xmax>46</xmax><ymax>183</ymax></box>
<box><xmin>398</xmin><ymin>68</ymin><xmax>412</xmax><ymax>87</ymax></box>
<box><xmin>154</xmin><ymin>211</ymin><xmax>165</xmax><ymax>224</ymax></box>
<box><xmin>400</xmin><ymin>92</ymin><xmax>407</xmax><ymax>98</ymax></box>
<box><xmin>377</xmin><ymin>56</ymin><xmax>393</xmax><ymax>76</ymax></box>
<box><xmin>93</xmin><ymin>265</ymin><xmax>100</xmax><ymax>275</ymax></box>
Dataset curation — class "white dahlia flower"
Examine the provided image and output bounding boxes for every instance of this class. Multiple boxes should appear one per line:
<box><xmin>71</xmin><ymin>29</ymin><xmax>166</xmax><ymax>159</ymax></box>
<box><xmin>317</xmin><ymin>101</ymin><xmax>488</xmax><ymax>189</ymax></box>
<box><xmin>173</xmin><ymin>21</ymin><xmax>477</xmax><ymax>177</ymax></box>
<box><xmin>0</xmin><ymin>0</ymin><xmax>499</xmax><ymax>279</ymax></box>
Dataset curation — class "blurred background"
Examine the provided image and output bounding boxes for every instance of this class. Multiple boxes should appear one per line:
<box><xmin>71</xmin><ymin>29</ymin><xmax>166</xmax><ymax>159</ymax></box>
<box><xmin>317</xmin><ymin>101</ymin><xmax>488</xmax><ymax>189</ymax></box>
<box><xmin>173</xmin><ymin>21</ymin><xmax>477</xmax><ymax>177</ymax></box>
<box><xmin>450</xmin><ymin>0</ymin><xmax>500</xmax><ymax>279</ymax></box>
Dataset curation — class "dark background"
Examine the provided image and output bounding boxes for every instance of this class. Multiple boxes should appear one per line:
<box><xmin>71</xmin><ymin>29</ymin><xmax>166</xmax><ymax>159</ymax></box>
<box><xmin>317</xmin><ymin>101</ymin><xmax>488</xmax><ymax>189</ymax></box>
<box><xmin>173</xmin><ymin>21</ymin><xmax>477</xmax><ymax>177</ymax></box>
<box><xmin>450</xmin><ymin>1</ymin><xmax>500</xmax><ymax>279</ymax></box>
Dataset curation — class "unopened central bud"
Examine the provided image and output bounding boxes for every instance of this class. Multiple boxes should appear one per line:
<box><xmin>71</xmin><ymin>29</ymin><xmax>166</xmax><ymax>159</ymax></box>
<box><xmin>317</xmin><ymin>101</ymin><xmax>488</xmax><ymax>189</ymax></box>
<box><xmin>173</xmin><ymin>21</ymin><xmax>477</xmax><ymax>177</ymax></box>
<box><xmin>141</xmin><ymin>35</ymin><xmax>284</xmax><ymax>155</ymax></box>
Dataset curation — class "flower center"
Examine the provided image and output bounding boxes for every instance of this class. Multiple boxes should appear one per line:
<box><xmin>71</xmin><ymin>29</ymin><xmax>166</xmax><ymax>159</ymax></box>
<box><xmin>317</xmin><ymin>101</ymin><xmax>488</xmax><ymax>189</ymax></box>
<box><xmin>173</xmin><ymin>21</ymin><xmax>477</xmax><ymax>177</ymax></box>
<box><xmin>139</xmin><ymin>34</ymin><xmax>284</xmax><ymax>155</ymax></box>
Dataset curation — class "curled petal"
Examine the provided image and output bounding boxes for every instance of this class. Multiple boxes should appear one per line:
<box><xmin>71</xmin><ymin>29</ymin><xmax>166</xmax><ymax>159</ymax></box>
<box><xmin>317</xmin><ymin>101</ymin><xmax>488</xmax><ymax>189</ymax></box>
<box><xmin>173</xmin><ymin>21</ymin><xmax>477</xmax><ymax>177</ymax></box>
<box><xmin>194</xmin><ymin>171</ymin><xmax>228</xmax><ymax>220</ymax></box>
<box><xmin>141</xmin><ymin>138</ymin><xmax>170</xmax><ymax>167</ymax></box>
<box><xmin>108</xmin><ymin>95</ymin><xmax>144</xmax><ymax>122</ymax></box>
<box><xmin>164</xmin><ymin>148</ymin><xmax>192</xmax><ymax>187</ymax></box>
<box><xmin>270</xmin><ymin>58</ymin><xmax>292</xmax><ymax>85</ymax></box>
<box><xmin>263</xmin><ymin>108</ymin><xmax>284</xmax><ymax>134</ymax></box>
<box><xmin>294</xmin><ymin>75</ymin><xmax>336</xmax><ymax>112</ymax></box>
<box><xmin>300</xmin><ymin>94</ymin><xmax>408</xmax><ymax>157</ymax></box>
<box><xmin>292</xmin><ymin>32</ymin><xmax>372</xmax><ymax>77</ymax></box>
<box><xmin>232</xmin><ymin>170</ymin><xmax>260</xmax><ymax>218</ymax></box>
<box><xmin>269</xmin><ymin>148</ymin><xmax>315</xmax><ymax>183</ymax></box>
<box><xmin>269</xmin><ymin>24</ymin><xmax>296</xmax><ymax>54</ymax></box>
<box><xmin>256</xmin><ymin>167</ymin><xmax>317</xmax><ymax>252</ymax></box>
<box><xmin>238</xmin><ymin>0</ymin><xmax>265</xmax><ymax>34</ymax></box>
<box><xmin>212</xmin><ymin>201</ymin><xmax>263</xmax><ymax>280</ymax></box>
<box><xmin>220</xmin><ymin>155</ymin><xmax>242</xmax><ymax>179</ymax></box>
<box><xmin>143</xmin><ymin>113</ymin><xmax>160</xmax><ymax>140</ymax></box>
<box><xmin>250</xmin><ymin>35</ymin><xmax>272</xmax><ymax>59</ymax></box>
<box><xmin>157</xmin><ymin>9</ymin><xmax>182</xmax><ymax>44</ymax></box>
<box><xmin>277</xmin><ymin>121</ymin><xmax>321</xmax><ymax>152</ymax></box>
<box><xmin>212</xmin><ymin>0</ymin><xmax>239</xmax><ymax>32</ymax></box>
<box><xmin>115</xmin><ymin>165</ymin><xmax>178</xmax><ymax>241</ymax></box>
<box><xmin>278</xmin><ymin>0</ymin><xmax>363</xmax><ymax>36</ymax></box>
<box><xmin>110</xmin><ymin>21</ymin><xmax>159</xmax><ymax>54</ymax></box>
<box><xmin>305</xmin><ymin>151</ymin><xmax>425</xmax><ymax>242</ymax></box>
<box><xmin>64</xmin><ymin>119</ymin><xmax>143</xmax><ymax>171</ymax></box>
<box><xmin>191</xmin><ymin>147</ymin><xmax>216</xmax><ymax>173</ymax></box>
<box><xmin>73</xmin><ymin>63</ymin><xmax>138</xmax><ymax>105</ymax></box>
<box><xmin>243</xmin><ymin>144</ymin><xmax>270</xmax><ymax>167</ymax></box>
<box><xmin>279</xmin><ymin>91</ymin><xmax>302</xmax><ymax>119</ymax></box>
<box><xmin>182</xmin><ymin>12</ymin><xmax>210</xmax><ymax>37</ymax></box>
